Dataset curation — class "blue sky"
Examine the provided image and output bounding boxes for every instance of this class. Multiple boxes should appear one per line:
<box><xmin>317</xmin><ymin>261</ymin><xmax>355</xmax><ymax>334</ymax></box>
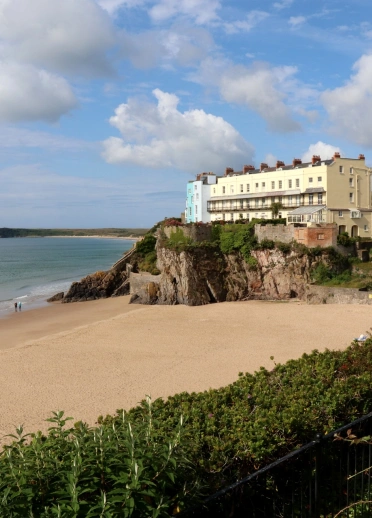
<box><xmin>1</xmin><ymin>0</ymin><xmax>372</xmax><ymax>228</ymax></box>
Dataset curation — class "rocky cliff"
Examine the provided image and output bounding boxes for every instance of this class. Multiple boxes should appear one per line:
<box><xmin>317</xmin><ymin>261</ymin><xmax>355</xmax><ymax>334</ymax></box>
<box><xmin>129</xmin><ymin>244</ymin><xmax>326</xmax><ymax>306</ymax></box>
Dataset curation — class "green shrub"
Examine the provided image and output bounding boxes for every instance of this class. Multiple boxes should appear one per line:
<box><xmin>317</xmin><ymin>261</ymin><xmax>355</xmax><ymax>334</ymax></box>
<box><xmin>258</xmin><ymin>238</ymin><xmax>275</xmax><ymax>250</ymax></box>
<box><xmin>276</xmin><ymin>241</ymin><xmax>291</xmax><ymax>254</ymax></box>
<box><xmin>166</xmin><ymin>228</ymin><xmax>193</xmax><ymax>249</ymax></box>
<box><xmin>0</xmin><ymin>399</ymin><xmax>199</xmax><ymax>517</ymax></box>
<box><xmin>337</xmin><ymin>232</ymin><xmax>356</xmax><ymax>247</ymax></box>
<box><xmin>138</xmin><ymin>250</ymin><xmax>160</xmax><ymax>275</ymax></box>
<box><xmin>135</xmin><ymin>234</ymin><xmax>156</xmax><ymax>256</ymax></box>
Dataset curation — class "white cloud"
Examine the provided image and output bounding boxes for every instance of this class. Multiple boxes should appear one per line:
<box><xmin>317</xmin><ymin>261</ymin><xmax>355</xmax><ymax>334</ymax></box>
<box><xmin>224</xmin><ymin>10</ymin><xmax>269</xmax><ymax>34</ymax></box>
<box><xmin>273</xmin><ymin>0</ymin><xmax>293</xmax><ymax>10</ymax></box>
<box><xmin>264</xmin><ymin>153</ymin><xmax>277</xmax><ymax>167</ymax></box>
<box><xmin>119</xmin><ymin>26</ymin><xmax>214</xmax><ymax>68</ymax></box>
<box><xmin>97</xmin><ymin>0</ymin><xmax>146</xmax><ymax>14</ymax></box>
<box><xmin>193</xmin><ymin>59</ymin><xmax>301</xmax><ymax>132</ymax></box>
<box><xmin>301</xmin><ymin>141</ymin><xmax>342</xmax><ymax>163</ymax></box>
<box><xmin>321</xmin><ymin>54</ymin><xmax>372</xmax><ymax>147</ymax></box>
<box><xmin>0</xmin><ymin>0</ymin><xmax>115</xmax><ymax>76</ymax></box>
<box><xmin>149</xmin><ymin>0</ymin><xmax>221</xmax><ymax>24</ymax></box>
<box><xmin>289</xmin><ymin>16</ymin><xmax>306</xmax><ymax>27</ymax></box>
<box><xmin>102</xmin><ymin>89</ymin><xmax>254</xmax><ymax>172</ymax></box>
<box><xmin>0</xmin><ymin>62</ymin><xmax>77</xmax><ymax>123</ymax></box>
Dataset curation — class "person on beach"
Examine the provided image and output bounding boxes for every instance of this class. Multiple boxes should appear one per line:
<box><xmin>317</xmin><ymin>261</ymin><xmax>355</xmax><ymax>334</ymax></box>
<box><xmin>14</xmin><ymin>302</ymin><xmax>17</xmax><ymax>312</ymax></box>
<box><xmin>18</xmin><ymin>301</ymin><xmax>22</xmax><ymax>311</ymax></box>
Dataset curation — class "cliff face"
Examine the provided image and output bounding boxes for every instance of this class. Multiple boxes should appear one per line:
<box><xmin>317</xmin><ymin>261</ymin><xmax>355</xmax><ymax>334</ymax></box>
<box><xmin>130</xmin><ymin>245</ymin><xmax>321</xmax><ymax>306</ymax></box>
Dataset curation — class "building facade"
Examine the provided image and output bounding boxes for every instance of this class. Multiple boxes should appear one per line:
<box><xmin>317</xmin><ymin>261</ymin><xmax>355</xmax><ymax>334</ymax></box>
<box><xmin>185</xmin><ymin>172</ymin><xmax>217</xmax><ymax>223</ymax></box>
<box><xmin>205</xmin><ymin>153</ymin><xmax>372</xmax><ymax>237</ymax></box>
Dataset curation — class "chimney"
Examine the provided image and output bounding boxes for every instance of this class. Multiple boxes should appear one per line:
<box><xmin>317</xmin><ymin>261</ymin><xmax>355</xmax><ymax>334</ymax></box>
<box><xmin>358</xmin><ymin>154</ymin><xmax>365</xmax><ymax>160</ymax></box>
<box><xmin>260</xmin><ymin>162</ymin><xmax>268</xmax><ymax>172</ymax></box>
<box><xmin>333</xmin><ymin>152</ymin><xmax>341</xmax><ymax>159</ymax></box>
<box><xmin>292</xmin><ymin>158</ymin><xmax>302</xmax><ymax>167</ymax></box>
<box><xmin>276</xmin><ymin>160</ymin><xmax>285</xmax><ymax>169</ymax></box>
<box><xmin>312</xmin><ymin>155</ymin><xmax>321</xmax><ymax>165</ymax></box>
<box><xmin>243</xmin><ymin>164</ymin><xmax>255</xmax><ymax>173</ymax></box>
<box><xmin>225</xmin><ymin>167</ymin><xmax>234</xmax><ymax>176</ymax></box>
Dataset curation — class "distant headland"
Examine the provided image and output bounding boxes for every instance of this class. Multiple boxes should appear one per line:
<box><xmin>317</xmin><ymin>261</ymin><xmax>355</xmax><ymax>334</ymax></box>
<box><xmin>0</xmin><ymin>227</ymin><xmax>148</xmax><ymax>239</ymax></box>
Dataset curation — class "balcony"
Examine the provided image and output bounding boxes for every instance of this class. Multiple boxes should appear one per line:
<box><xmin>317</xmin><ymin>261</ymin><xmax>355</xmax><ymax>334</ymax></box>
<box><xmin>207</xmin><ymin>201</ymin><xmax>324</xmax><ymax>212</ymax></box>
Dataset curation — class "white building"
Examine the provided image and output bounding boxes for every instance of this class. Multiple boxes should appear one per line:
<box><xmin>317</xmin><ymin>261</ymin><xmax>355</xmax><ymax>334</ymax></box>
<box><xmin>185</xmin><ymin>172</ymin><xmax>217</xmax><ymax>223</ymax></box>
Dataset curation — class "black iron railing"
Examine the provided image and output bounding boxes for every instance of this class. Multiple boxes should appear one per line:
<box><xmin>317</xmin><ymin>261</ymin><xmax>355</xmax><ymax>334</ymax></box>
<box><xmin>178</xmin><ymin>412</ymin><xmax>372</xmax><ymax>517</ymax></box>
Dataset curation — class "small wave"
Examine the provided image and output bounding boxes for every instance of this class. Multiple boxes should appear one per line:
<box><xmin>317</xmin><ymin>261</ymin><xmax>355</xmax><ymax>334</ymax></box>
<box><xmin>17</xmin><ymin>295</ymin><xmax>28</xmax><ymax>300</ymax></box>
<box><xmin>17</xmin><ymin>285</ymin><xmax>30</xmax><ymax>291</ymax></box>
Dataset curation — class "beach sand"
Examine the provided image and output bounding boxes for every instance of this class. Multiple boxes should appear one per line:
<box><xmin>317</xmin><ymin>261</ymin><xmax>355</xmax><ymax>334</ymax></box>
<box><xmin>0</xmin><ymin>297</ymin><xmax>370</xmax><ymax>437</ymax></box>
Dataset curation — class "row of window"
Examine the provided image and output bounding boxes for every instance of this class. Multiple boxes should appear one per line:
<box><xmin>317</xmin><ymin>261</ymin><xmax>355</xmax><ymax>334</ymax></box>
<box><xmin>209</xmin><ymin>194</ymin><xmax>323</xmax><ymax>209</ymax></box>
<box><xmin>217</xmin><ymin>177</ymin><xmax>323</xmax><ymax>195</ymax></box>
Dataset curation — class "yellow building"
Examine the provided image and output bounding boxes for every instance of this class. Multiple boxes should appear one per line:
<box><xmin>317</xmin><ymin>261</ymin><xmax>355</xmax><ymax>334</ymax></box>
<box><xmin>207</xmin><ymin>152</ymin><xmax>372</xmax><ymax>237</ymax></box>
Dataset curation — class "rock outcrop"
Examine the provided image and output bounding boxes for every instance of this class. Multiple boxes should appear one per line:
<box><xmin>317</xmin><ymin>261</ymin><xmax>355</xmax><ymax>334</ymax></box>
<box><xmin>62</xmin><ymin>245</ymin><xmax>138</xmax><ymax>303</ymax></box>
<box><xmin>129</xmin><ymin>245</ymin><xmax>325</xmax><ymax>306</ymax></box>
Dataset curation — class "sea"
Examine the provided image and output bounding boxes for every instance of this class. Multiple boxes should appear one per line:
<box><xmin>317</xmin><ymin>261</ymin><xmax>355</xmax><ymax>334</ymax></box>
<box><xmin>0</xmin><ymin>237</ymin><xmax>135</xmax><ymax>316</ymax></box>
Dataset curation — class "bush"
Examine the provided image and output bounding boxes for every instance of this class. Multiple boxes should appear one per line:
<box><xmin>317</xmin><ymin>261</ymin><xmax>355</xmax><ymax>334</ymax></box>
<box><xmin>276</xmin><ymin>241</ymin><xmax>291</xmax><ymax>254</ymax></box>
<box><xmin>0</xmin><ymin>399</ymin><xmax>200</xmax><ymax>517</ymax></box>
<box><xmin>337</xmin><ymin>232</ymin><xmax>356</xmax><ymax>247</ymax></box>
<box><xmin>258</xmin><ymin>238</ymin><xmax>275</xmax><ymax>250</ymax></box>
<box><xmin>135</xmin><ymin>234</ymin><xmax>156</xmax><ymax>256</ymax></box>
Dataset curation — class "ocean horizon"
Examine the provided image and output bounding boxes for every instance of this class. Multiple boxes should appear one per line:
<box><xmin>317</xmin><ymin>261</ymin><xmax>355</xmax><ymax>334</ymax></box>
<box><xmin>0</xmin><ymin>237</ymin><xmax>135</xmax><ymax>316</ymax></box>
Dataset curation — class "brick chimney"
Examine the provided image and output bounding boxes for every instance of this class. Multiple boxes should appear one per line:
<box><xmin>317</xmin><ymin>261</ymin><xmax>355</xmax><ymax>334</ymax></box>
<box><xmin>276</xmin><ymin>160</ymin><xmax>285</xmax><ymax>169</ymax></box>
<box><xmin>243</xmin><ymin>164</ymin><xmax>255</xmax><ymax>173</ymax></box>
<box><xmin>333</xmin><ymin>152</ymin><xmax>341</xmax><ymax>159</ymax></box>
<box><xmin>312</xmin><ymin>155</ymin><xmax>321</xmax><ymax>165</ymax></box>
<box><xmin>260</xmin><ymin>162</ymin><xmax>268</xmax><ymax>172</ymax></box>
<box><xmin>292</xmin><ymin>158</ymin><xmax>302</xmax><ymax>167</ymax></box>
<box><xmin>225</xmin><ymin>167</ymin><xmax>234</xmax><ymax>176</ymax></box>
<box><xmin>358</xmin><ymin>154</ymin><xmax>365</xmax><ymax>160</ymax></box>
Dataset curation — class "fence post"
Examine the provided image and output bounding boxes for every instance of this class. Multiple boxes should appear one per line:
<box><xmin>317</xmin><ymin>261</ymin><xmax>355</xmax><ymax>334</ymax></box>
<box><xmin>314</xmin><ymin>433</ymin><xmax>323</xmax><ymax>518</ymax></box>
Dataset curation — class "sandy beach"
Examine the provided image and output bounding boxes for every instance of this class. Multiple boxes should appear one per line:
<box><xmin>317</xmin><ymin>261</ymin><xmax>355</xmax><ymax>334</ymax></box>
<box><xmin>0</xmin><ymin>297</ymin><xmax>371</xmax><ymax>438</ymax></box>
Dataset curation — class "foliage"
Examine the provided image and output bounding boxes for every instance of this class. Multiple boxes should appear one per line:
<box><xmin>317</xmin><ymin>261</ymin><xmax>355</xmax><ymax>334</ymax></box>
<box><xmin>270</xmin><ymin>202</ymin><xmax>284</xmax><ymax>219</ymax></box>
<box><xmin>259</xmin><ymin>238</ymin><xmax>275</xmax><ymax>250</ymax></box>
<box><xmin>163</xmin><ymin>219</ymin><xmax>183</xmax><ymax>227</ymax></box>
<box><xmin>337</xmin><ymin>232</ymin><xmax>357</xmax><ymax>247</ymax></box>
<box><xmin>166</xmin><ymin>228</ymin><xmax>193</xmax><ymax>249</ymax></box>
<box><xmin>135</xmin><ymin>235</ymin><xmax>157</xmax><ymax>256</ymax></box>
<box><xmin>275</xmin><ymin>241</ymin><xmax>291</xmax><ymax>254</ymax></box>
<box><xmin>218</xmin><ymin>222</ymin><xmax>258</xmax><ymax>261</ymax></box>
<box><xmin>138</xmin><ymin>251</ymin><xmax>160</xmax><ymax>275</ymax></box>
<box><xmin>0</xmin><ymin>399</ymin><xmax>199</xmax><ymax>517</ymax></box>
<box><xmin>109</xmin><ymin>339</ymin><xmax>372</xmax><ymax>496</ymax></box>
<box><xmin>4</xmin><ymin>341</ymin><xmax>372</xmax><ymax>512</ymax></box>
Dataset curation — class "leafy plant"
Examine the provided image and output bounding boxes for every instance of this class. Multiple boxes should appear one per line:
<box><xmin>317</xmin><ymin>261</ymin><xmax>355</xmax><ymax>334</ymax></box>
<box><xmin>0</xmin><ymin>400</ymin><xmax>199</xmax><ymax>517</ymax></box>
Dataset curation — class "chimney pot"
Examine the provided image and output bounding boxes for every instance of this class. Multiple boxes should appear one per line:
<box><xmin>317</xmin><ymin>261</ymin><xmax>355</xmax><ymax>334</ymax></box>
<box><xmin>276</xmin><ymin>160</ymin><xmax>285</xmax><ymax>169</ymax></box>
<box><xmin>260</xmin><ymin>162</ymin><xmax>268</xmax><ymax>172</ymax></box>
<box><xmin>358</xmin><ymin>154</ymin><xmax>365</xmax><ymax>160</ymax></box>
<box><xmin>333</xmin><ymin>152</ymin><xmax>341</xmax><ymax>159</ymax></box>
<box><xmin>243</xmin><ymin>164</ymin><xmax>255</xmax><ymax>173</ymax></box>
<box><xmin>312</xmin><ymin>155</ymin><xmax>321</xmax><ymax>165</ymax></box>
<box><xmin>292</xmin><ymin>158</ymin><xmax>302</xmax><ymax>167</ymax></box>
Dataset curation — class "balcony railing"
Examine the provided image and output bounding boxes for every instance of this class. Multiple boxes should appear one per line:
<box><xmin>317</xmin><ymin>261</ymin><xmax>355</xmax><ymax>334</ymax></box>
<box><xmin>207</xmin><ymin>201</ymin><xmax>324</xmax><ymax>212</ymax></box>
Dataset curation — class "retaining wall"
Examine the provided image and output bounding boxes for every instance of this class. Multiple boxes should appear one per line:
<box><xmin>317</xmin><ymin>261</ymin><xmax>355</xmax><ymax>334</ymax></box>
<box><xmin>163</xmin><ymin>225</ymin><xmax>213</xmax><ymax>242</ymax></box>
<box><xmin>306</xmin><ymin>285</ymin><xmax>372</xmax><ymax>304</ymax></box>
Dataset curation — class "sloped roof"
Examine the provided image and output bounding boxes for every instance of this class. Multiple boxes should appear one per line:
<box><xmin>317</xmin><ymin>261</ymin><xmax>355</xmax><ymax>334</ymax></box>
<box><xmin>288</xmin><ymin>205</ymin><xmax>326</xmax><ymax>215</ymax></box>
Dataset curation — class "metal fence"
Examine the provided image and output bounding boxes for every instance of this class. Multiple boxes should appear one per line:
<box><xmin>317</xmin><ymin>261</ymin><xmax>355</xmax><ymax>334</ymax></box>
<box><xmin>178</xmin><ymin>412</ymin><xmax>372</xmax><ymax>518</ymax></box>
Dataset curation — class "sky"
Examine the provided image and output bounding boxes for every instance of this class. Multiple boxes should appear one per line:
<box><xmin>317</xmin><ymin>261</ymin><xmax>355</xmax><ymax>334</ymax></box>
<box><xmin>1</xmin><ymin>0</ymin><xmax>372</xmax><ymax>228</ymax></box>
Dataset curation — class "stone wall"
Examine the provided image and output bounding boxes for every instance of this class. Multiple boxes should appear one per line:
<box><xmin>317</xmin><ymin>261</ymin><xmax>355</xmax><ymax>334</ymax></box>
<box><xmin>129</xmin><ymin>272</ymin><xmax>162</xmax><ymax>304</ymax></box>
<box><xmin>255</xmin><ymin>224</ymin><xmax>295</xmax><ymax>243</ymax></box>
<box><xmin>306</xmin><ymin>285</ymin><xmax>372</xmax><ymax>304</ymax></box>
<box><xmin>163</xmin><ymin>225</ymin><xmax>213</xmax><ymax>242</ymax></box>
<box><xmin>255</xmin><ymin>223</ymin><xmax>338</xmax><ymax>248</ymax></box>
<box><xmin>294</xmin><ymin>224</ymin><xmax>337</xmax><ymax>248</ymax></box>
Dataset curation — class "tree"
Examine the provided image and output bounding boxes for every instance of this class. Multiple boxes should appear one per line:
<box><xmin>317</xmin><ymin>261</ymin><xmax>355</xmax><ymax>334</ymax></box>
<box><xmin>271</xmin><ymin>202</ymin><xmax>284</xmax><ymax>219</ymax></box>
